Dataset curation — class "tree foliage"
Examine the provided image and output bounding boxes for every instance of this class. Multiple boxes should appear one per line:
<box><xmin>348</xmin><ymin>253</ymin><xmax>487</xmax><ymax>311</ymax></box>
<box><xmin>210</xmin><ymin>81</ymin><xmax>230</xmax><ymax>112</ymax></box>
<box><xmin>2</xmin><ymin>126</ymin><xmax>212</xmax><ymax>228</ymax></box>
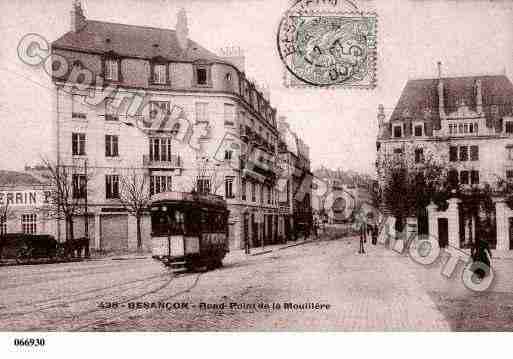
<box><xmin>376</xmin><ymin>144</ymin><xmax>448</xmax><ymax>229</ymax></box>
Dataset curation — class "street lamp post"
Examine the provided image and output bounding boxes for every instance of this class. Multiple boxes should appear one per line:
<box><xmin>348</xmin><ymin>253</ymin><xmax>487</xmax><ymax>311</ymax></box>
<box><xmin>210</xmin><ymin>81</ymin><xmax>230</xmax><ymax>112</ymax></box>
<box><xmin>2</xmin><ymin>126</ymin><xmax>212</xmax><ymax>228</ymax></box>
<box><xmin>84</xmin><ymin>158</ymin><xmax>90</xmax><ymax>258</ymax></box>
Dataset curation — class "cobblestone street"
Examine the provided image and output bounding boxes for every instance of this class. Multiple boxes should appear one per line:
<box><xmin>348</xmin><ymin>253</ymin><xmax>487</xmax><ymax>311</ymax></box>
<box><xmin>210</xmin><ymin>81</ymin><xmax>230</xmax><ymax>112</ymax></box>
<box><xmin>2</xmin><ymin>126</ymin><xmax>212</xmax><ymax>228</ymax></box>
<box><xmin>0</xmin><ymin>236</ymin><xmax>458</xmax><ymax>331</ymax></box>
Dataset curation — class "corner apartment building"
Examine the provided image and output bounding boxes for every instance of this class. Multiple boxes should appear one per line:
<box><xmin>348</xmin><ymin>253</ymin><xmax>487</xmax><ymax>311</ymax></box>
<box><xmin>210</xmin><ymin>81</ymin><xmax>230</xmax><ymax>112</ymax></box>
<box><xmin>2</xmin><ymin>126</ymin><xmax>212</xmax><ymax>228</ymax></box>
<box><xmin>376</xmin><ymin>63</ymin><xmax>513</xmax><ymax>250</ymax></box>
<box><xmin>49</xmin><ymin>2</ymin><xmax>282</xmax><ymax>251</ymax></box>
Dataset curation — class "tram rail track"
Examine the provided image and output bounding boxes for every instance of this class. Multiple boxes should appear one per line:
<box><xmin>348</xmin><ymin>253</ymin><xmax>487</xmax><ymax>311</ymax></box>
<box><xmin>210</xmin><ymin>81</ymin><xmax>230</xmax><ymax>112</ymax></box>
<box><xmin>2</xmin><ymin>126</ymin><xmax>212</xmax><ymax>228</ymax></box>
<box><xmin>0</xmin><ymin>261</ymin><xmax>153</xmax><ymax>291</ymax></box>
<box><xmin>0</xmin><ymin>271</ymin><xmax>170</xmax><ymax>319</ymax></box>
<box><xmin>70</xmin><ymin>272</ymin><xmax>203</xmax><ymax>331</ymax></box>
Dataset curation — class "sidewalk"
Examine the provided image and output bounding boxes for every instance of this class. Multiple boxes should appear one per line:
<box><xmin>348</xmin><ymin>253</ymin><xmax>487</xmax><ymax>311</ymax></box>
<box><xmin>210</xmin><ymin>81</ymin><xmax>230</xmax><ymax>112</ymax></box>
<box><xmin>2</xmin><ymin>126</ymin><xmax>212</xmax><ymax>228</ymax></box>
<box><xmin>226</xmin><ymin>237</ymin><xmax>318</xmax><ymax>263</ymax></box>
<box><xmin>78</xmin><ymin>227</ymin><xmax>353</xmax><ymax>262</ymax></box>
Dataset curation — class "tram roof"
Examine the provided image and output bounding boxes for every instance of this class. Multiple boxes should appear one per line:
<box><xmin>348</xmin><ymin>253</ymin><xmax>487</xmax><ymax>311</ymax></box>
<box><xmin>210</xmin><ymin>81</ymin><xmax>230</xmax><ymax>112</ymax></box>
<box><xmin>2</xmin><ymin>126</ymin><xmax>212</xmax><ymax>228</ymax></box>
<box><xmin>150</xmin><ymin>191</ymin><xmax>227</xmax><ymax>209</ymax></box>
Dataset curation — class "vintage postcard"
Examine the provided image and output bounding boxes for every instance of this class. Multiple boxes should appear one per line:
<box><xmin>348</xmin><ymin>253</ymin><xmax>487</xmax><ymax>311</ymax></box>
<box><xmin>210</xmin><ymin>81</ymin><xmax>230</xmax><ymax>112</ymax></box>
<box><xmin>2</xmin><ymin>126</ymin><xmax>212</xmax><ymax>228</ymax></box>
<box><xmin>1</xmin><ymin>0</ymin><xmax>513</xmax><ymax>356</ymax></box>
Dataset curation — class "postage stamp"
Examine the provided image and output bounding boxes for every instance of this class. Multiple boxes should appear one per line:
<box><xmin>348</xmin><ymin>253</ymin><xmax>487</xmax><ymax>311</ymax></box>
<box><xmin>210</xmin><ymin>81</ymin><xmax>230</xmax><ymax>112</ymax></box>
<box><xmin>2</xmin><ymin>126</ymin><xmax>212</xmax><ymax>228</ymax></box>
<box><xmin>277</xmin><ymin>1</ymin><xmax>378</xmax><ymax>89</ymax></box>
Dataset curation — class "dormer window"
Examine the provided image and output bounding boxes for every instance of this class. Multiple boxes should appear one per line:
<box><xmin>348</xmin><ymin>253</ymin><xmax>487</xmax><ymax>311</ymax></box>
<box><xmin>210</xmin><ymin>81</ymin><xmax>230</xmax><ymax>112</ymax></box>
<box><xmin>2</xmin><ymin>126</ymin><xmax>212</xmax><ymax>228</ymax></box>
<box><xmin>152</xmin><ymin>63</ymin><xmax>168</xmax><ymax>84</ymax></box>
<box><xmin>194</xmin><ymin>64</ymin><xmax>211</xmax><ymax>86</ymax></box>
<box><xmin>198</xmin><ymin>69</ymin><xmax>206</xmax><ymax>84</ymax></box>
<box><xmin>414</xmin><ymin>124</ymin><xmax>423</xmax><ymax>137</ymax></box>
<box><xmin>104</xmin><ymin>58</ymin><xmax>120</xmax><ymax>81</ymax></box>
<box><xmin>392</xmin><ymin>124</ymin><xmax>403</xmax><ymax>138</ymax></box>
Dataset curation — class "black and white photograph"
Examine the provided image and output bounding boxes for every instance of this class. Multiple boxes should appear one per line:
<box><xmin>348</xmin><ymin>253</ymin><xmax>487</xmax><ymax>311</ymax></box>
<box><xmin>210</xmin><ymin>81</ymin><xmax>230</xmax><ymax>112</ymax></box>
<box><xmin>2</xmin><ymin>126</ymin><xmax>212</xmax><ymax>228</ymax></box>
<box><xmin>1</xmin><ymin>0</ymin><xmax>513</xmax><ymax>356</ymax></box>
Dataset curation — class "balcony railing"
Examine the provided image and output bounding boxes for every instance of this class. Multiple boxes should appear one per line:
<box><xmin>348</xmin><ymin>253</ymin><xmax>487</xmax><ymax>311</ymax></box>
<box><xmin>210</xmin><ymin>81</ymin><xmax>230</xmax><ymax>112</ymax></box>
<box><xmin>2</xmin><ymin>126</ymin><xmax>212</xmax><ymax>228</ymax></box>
<box><xmin>105</xmin><ymin>114</ymin><xmax>119</xmax><ymax>121</ymax></box>
<box><xmin>143</xmin><ymin>154</ymin><xmax>182</xmax><ymax>168</ymax></box>
<box><xmin>72</xmin><ymin>112</ymin><xmax>87</xmax><ymax>119</ymax></box>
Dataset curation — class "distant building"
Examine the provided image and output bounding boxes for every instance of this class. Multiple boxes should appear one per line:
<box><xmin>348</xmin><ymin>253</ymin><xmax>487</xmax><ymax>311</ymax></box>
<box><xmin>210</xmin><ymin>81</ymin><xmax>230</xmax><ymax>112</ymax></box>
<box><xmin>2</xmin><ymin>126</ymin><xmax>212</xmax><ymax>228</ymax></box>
<box><xmin>312</xmin><ymin>167</ymin><xmax>375</xmax><ymax>224</ymax></box>
<box><xmin>376</xmin><ymin>62</ymin><xmax>513</xmax><ymax>250</ymax></box>
<box><xmin>0</xmin><ymin>170</ymin><xmax>53</xmax><ymax>236</ymax></box>
<box><xmin>277</xmin><ymin>117</ymin><xmax>313</xmax><ymax>237</ymax></box>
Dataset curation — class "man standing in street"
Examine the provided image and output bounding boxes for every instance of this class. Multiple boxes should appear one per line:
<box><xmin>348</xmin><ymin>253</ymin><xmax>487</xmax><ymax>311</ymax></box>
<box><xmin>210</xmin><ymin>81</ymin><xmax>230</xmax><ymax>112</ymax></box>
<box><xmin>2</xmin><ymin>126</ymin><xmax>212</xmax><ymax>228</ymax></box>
<box><xmin>359</xmin><ymin>222</ymin><xmax>366</xmax><ymax>254</ymax></box>
<box><xmin>371</xmin><ymin>224</ymin><xmax>378</xmax><ymax>245</ymax></box>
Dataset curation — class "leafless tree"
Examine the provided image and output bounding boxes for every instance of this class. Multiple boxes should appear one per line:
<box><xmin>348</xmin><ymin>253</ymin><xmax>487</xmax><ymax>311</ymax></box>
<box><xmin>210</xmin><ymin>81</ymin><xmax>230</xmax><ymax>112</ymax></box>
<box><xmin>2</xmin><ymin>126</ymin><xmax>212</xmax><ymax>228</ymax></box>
<box><xmin>41</xmin><ymin>157</ymin><xmax>95</xmax><ymax>245</ymax></box>
<box><xmin>0</xmin><ymin>202</ymin><xmax>15</xmax><ymax>258</ymax></box>
<box><xmin>190</xmin><ymin>156</ymin><xmax>223</xmax><ymax>195</ymax></box>
<box><xmin>118</xmin><ymin>169</ymin><xmax>151</xmax><ymax>250</ymax></box>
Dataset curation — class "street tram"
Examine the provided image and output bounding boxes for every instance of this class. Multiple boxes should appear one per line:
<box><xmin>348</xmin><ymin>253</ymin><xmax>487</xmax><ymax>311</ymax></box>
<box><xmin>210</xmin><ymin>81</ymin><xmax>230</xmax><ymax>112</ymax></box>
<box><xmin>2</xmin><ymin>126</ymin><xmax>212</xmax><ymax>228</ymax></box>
<box><xmin>149</xmin><ymin>191</ymin><xmax>229</xmax><ymax>271</ymax></box>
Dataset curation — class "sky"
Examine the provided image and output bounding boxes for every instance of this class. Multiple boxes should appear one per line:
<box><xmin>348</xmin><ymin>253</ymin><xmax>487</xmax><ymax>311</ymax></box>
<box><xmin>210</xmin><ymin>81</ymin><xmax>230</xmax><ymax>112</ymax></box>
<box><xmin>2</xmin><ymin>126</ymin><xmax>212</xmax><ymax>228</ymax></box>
<box><xmin>0</xmin><ymin>0</ymin><xmax>512</xmax><ymax>176</ymax></box>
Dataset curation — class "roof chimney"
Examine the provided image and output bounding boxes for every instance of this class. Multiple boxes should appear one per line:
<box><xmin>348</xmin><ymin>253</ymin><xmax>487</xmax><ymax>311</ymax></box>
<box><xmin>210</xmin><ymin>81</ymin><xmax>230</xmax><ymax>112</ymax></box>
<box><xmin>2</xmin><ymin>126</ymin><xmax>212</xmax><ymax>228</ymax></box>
<box><xmin>377</xmin><ymin>104</ymin><xmax>385</xmax><ymax>126</ymax></box>
<box><xmin>437</xmin><ymin>62</ymin><xmax>445</xmax><ymax>119</ymax></box>
<box><xmin>176</xmin><ymin>8</ymin><xmax>189</xmax><ymax>52</ymax></box>
<box><xmin>220</xmin><ymin>46</ymin><xmax>245</xmax><ymax>72</ymax></box>
<box><xmin>377</xmin><ymin>104</ymin><xmax>386</xmax><ymax>138</ymax></box>
<box><xmin>475</xmin><ymin>79</ymin><xmax>483</xmax><ymax>115</ymax></box>
<box><xmin>70</xmin><ymin>0</ymin><xmax>87</xmax><ymax>32</ymax></box>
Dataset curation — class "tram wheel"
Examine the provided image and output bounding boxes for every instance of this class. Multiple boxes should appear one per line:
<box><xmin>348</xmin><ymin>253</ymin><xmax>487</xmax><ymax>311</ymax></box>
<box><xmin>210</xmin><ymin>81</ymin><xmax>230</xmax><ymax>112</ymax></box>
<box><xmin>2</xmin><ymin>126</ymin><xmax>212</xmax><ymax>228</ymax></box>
<box><xmin>205</xmin><ymin>259</ymin><xmax>217</xmax><ymax>271</ymax></box>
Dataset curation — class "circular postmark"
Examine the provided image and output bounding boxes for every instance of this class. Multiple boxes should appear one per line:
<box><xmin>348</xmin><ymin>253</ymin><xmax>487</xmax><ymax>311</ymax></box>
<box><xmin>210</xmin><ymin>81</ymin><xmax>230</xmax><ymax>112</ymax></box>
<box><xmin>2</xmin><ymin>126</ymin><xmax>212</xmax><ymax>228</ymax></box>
<box><xmin>277</xmin><ymin>2</ymin><xmax>377</xmax><ymax>88</ymax></box>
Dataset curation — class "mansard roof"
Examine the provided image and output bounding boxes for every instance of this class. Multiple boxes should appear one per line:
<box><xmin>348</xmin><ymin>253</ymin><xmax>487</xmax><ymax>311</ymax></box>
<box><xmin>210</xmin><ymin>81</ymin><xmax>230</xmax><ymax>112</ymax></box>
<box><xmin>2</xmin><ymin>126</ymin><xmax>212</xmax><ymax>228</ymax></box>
<box><xmin>390</xmin><ymin>75</ymin><xmax>513</xmax><ymax>123</ymax></box>
<box><xmin>0</xmin><ymin>171</ymin><xmax>44</xmax><ymax>187</ymax></box>
<box><xmin>52</xmin><ymin>20</ymin><xmax>222</xmax><ymax>63</ymax></box>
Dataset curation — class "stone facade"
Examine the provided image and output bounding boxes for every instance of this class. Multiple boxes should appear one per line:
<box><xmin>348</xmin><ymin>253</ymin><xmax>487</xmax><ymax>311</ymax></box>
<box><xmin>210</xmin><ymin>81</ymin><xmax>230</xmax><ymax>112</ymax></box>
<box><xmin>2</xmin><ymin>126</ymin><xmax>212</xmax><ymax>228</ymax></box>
<box><xmin>277</xmin><ymin>117</ymin><xmax>312</xmax><ymax>238</ymax></box>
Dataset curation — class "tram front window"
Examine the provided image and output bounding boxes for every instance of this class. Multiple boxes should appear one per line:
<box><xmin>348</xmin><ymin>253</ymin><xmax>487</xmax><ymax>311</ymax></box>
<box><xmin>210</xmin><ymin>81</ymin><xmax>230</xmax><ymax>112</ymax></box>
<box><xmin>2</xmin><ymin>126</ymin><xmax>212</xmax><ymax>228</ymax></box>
<box><xmin>184</xmin><ymin>208</ymin><xmax>201</xmax><ymax>236</ymax></box>
<box><xmin>151</xmin><ymin>207</ymin><xmax>185</xmax><ymax>236</ymax></box>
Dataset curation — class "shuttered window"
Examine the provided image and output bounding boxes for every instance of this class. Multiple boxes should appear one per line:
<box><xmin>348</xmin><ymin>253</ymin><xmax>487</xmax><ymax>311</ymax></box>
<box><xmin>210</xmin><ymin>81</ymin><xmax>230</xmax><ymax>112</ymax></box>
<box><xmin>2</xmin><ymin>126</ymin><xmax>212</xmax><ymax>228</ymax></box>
<box><xmin>449</xmin><ymin>146</ymin><xmax>457</xmax><ymax>162</ymax></box>
<box><xmin>470</xmin><ymin>145</ymin><xmax>479</xmax><ymax>161</ymax></box>
<box><xmin>195</xmin><ymin>102</ymin><xmax>209</xmax><ymax>123</ymax></box>
<box><xmin>105</xmin><ymin>59</ymin><xmax>119</xmax><ymax>81</ymax></box>
<box><xmin>460</xmin><ymin>171</ymin><xmax>469</xmax><ymax>185</ymax></box>
<box><xmin>224</xmin><ymin>103</ymin><xmax>235</xmax><ymax>126</ymax></box>
<box><xmin>153</xmin><ymin>64</ymin><xmax>167</xmax><ymax>84</ymax></box>
<box><xmin>21</xmin><ymin>214</ymin><xmax>37</xmax><ymax>234</ymax></box>
<box><xmin>506</xmin><ymin>121</ymin><xmax>513</xmax><ymax>133</ymax></box>
<box><xmin>72</xmin><ymin>133</ymin><xmax>86</xmax><ymax>156</ymax></box>
<box><xmin>471</xmin><ymin>171</ymin><xmax>480</xmax><ymax>185</ymax></box>
<box><xmin>415</xmin><ymin>148</ymin><xmax>424</xmax><ymax>163</ymax></box>
<box><xmin>459</xmin><ymin>146</ymin><xmax>468</xmax><ymax>161</ymax></box>
<box><xmin>106</xmin><ymin>175</ymin><xmax>119</xmax><ymax>199</ymax></box>
<box><xmin>150</xmin><ymin>176</ymin><xmax>172</xmax><ymax>196</ymax></box>
<box><xmin>197</xmin><ymin>177</ymin><xmax>211</xmax><ymax>194</ymax></box>
<box><xmin>105</xmin><ymin>135</ymin><xmax>119</xmax><ymax>157</ymax></box>
<box><xmin>241</xmin><ymin>179</ymin><xmax>247</xmax><ymax>201</ymax></box>
<box><xmin>225</xmin><ymin>177</ymin><xmax>234</xmax><ymax>198</ymax></box>
<box><xmin>448</xmin><ymin>169</ymin><xmax>459</xmax><ymax>187</ymax></box>
<box><xmin>393</xmin><ymin>125</ymin><xmax>402</xmax><ymax>138</ymax></box>
<box><xmin>72</xmin><ymin>174</ymin><xmax>87</xmax><ymax>199</ymax></box>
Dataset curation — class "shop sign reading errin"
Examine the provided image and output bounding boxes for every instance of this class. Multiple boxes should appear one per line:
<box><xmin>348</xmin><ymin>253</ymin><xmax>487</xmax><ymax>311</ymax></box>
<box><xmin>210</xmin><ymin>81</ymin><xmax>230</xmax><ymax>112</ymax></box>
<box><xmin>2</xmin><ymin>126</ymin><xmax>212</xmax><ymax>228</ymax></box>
<box><xmin>0</xmin><ymin>190</ymin><xmax>51</xmax><ymax>207</ymax></box>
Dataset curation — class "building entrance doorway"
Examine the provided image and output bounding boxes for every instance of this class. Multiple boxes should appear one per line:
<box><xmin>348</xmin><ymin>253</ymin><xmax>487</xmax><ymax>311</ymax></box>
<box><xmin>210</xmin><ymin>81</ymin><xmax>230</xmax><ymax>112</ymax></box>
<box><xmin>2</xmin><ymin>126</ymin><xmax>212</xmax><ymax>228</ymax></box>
<box><xmin>438</xmin><ymin>218</ymin><xmax>449</xmax><ymax>248</ymax></box>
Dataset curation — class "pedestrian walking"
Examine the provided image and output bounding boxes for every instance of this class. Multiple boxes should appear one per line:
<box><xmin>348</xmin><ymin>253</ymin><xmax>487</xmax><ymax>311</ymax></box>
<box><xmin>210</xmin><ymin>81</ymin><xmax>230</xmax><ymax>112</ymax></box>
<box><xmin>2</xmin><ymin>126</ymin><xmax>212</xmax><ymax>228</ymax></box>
<box><xmin>313</xmin><ymin>218</ymin><xmax>319</xmax><ymax>239</ymax></box>
<box><xmin>371</xmin><ymin>224</ymin><xmax>378</xmax><ymax>245</ymax></box>
<box><xmin>358</xmin><ymin>223</ymin><xmax>366</xmax><ymax>254</ymax></box>
<box><xmin>244</xmin><ymin>233</ymin><xmax>250</xmax><ymax>255</ymax></box>
<box><xmin>471</xmin><ymin>238</ymin><xmax>492</xmax><ymax>279</ymax></box>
